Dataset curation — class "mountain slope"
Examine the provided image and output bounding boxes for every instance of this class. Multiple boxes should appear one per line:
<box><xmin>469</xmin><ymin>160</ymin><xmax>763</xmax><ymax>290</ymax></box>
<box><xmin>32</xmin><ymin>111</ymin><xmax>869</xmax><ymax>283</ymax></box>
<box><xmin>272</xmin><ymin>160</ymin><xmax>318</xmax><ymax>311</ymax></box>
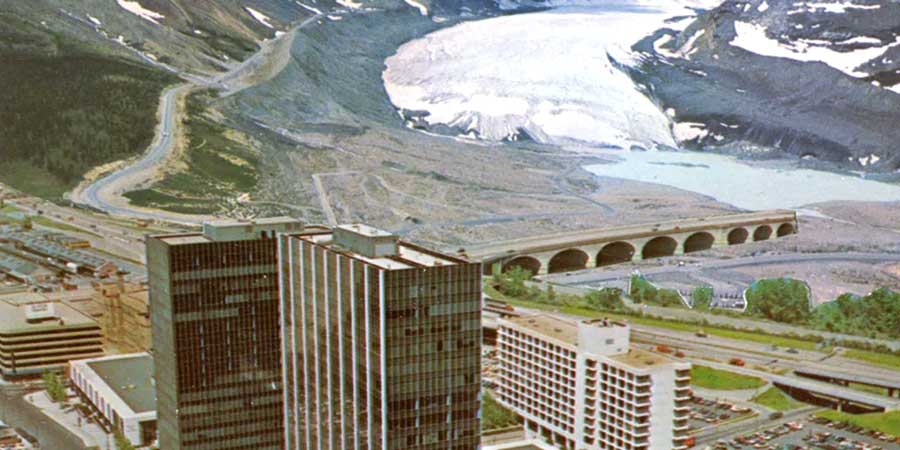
<box><xmin>0</xmin><ymin>0</ymin><xmax>319</xmax><ymax>199</ymax></box>
<box><xmin>636</xmin><ymin>0</ymin><xmax>900</xmax><ymax>172</ymax></box>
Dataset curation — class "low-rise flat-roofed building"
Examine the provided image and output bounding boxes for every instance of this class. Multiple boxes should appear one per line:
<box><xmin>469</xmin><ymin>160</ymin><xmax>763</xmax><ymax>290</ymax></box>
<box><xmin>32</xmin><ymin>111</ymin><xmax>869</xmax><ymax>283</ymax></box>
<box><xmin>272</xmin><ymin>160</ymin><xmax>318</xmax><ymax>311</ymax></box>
<box><xmin>0</xmin><ymin>299</ymin><xmax>103</xmax><ymax>378</ymax></box>
<box><xmin>69</xmin><ymin>353</ymin><xmax>157</xmax><ymax>446</ymax></box>
<box><xmin>279</xmin><ymin>224</ymin><xmax>483</xmax><ymax>450</ymax></box>
<box><xmin>497</xmin><ymin>315</ymin><xmax>692</xmax><ymax>450</ymax></box>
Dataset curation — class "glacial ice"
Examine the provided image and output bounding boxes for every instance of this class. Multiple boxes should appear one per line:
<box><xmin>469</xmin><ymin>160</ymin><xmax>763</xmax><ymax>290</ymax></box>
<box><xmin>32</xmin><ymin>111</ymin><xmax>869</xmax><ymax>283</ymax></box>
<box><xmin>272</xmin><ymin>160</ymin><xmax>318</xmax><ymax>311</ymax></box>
<box><xmin>383</xmin><ymin>2</ymin><xmax>721</xmax><ymax>150</ymax></box>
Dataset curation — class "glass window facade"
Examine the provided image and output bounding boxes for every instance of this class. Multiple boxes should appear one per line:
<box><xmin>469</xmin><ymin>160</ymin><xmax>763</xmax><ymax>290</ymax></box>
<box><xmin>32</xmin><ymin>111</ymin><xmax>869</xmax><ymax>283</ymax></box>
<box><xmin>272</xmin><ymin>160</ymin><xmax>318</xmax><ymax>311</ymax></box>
<box><xmin>149</xmin><ymin>235</ymin><xmax>284</xmax><ymax>450</ymax></box>
<box><xmin>281</xmin><ymin>233</ymin><xmax>482</xmax><ymax>450</ymax></box>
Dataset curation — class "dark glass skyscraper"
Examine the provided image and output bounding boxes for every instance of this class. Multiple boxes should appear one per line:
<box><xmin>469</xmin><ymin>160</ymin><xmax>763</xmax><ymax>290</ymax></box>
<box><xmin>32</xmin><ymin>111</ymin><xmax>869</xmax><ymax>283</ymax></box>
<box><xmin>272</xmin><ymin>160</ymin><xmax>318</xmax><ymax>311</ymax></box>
<box><xmin>148</xmin><ymin>218</ymin><xmax>304</xmax><ymax>450</ymax></box>
<box><xmin>279</xmin><ymin>224</ymin><xmax>482</xmax><ymax>450</ymax></box>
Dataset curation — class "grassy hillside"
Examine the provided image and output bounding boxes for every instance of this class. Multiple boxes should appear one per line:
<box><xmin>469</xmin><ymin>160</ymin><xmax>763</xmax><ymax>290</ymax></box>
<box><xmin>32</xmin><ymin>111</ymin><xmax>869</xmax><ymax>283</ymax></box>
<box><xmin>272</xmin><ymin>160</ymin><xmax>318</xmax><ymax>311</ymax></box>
<box><xmin>124</xmin><ymin>90</ymin><xmax>260</xmax><ymax>215</ymax></box>
<box><xmin>0</xmin><ymin>13</ymin><xmax>176</xmax><ymax>199</ymax></box>
<box><xmin>751</xmin><ymin>387</ymin><xmax>803</xmax><ymax>411</ymax></box>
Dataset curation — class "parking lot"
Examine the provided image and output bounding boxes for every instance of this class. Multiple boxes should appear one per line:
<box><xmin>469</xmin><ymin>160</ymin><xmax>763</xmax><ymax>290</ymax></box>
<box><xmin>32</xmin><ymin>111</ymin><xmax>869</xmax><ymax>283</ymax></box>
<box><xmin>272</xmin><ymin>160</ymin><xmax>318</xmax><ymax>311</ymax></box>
<box><xmin>707</xmin><ymin>415</ymin><xmax>899</xmax><ymax>450</ymax></box>
<box><xmin>690</xmin><ymin>396</ymin><xmax>756</xmax><ymax>431</ymax></box>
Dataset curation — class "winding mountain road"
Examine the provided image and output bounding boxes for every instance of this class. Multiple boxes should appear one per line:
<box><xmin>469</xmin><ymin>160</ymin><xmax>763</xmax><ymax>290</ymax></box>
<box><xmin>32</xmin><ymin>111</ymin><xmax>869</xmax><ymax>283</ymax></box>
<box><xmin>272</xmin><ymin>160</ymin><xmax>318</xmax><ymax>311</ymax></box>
<box><xmin>74</xmin><ymin>84</ymin><xmax>198</xmax><ymax>224</ymax></box>
<box><xmin>71</xmin><ymin>12</ymin><xmax>328</xmax><ymax>225</ymax></box>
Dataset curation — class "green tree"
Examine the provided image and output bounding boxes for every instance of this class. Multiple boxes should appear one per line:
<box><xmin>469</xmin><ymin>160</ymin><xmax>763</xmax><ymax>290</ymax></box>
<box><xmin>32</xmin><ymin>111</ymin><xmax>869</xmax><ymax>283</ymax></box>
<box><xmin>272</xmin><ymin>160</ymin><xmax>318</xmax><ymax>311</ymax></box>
<box><xmin>495</xmin><ymin>266</ymin><xmax>533</xmax><ymax>298</ymax></box>
<box><xmin>43</xmin><ymin>371</ymin><xmax>66</xmax><ymax>402</ymax></box>
<box><xmin>630</xmin><ymin>275</ymin><xmax>658</xmax><ymax>304</ymax></box>
<box><xmin>812</xmin><ymin>288</ymin><xmax>900</xmax><ymax>338</ymax></box>
<box><xmin>746</xmin><ymin>278</ymin><xmax>811</xmax><ymax>324</ymax></box>
<box><xmin>693</xmin><ymin>286</ymin><xmax>713</xmax><ymax>310</ymax></box>
<box><xmin>586</xmin><ymin>288</ymin><xmax>625</xmax><ymax>311</ymax></box>
<box><xmin>114</xmin><ymin>431</ymin><xmax>135</xmax><ymax>450</ymax></box>
<box><xmin>657</xmin><ymin>289</ymin><xmax>684</xmax><ymax>307</ymax></box>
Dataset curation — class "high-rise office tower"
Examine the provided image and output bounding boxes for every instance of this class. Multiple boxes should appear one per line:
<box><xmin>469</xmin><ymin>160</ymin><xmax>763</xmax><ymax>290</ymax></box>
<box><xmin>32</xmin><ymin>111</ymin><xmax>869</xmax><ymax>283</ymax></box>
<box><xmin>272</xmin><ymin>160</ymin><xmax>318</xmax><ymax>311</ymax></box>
<box><xmin>279</xmin><ymin>224</ymin><xmax>482</xmax><ymax>450</ymax></box>
<box><xmin>496</xmin><ymin>314</ymin><xmax>693</xmax><ymax>450</ymax></box>
<box><xmin>148</xmin><ymin>218</ymin><xmax>304</xmax><ymax>450</ymax></box>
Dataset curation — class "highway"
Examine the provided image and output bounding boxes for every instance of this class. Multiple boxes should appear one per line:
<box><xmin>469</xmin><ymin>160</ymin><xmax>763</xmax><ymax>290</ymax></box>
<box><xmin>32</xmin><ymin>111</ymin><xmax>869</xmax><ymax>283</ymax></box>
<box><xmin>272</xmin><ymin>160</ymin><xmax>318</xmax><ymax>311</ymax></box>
<box><xmin>74</xmin><ymin>84</ymin><xmax>198</xmax><ymax>225</ymax></box>
<box><xmin>540</xmin><ymin>252</ymin><xmax>900</xmax><ymax>351</ymax></box>
<box><xmin>693</xmin><ymin>359</ymin><xmax>900</xmax><ymax>411</ymax></box>
<box><xmin>512</xmin><ymin>304</ymin><xmax>900</xmax><ymax>408</ymax></box>
<box><xmin>71</xmin><ymin>12</ymin><xmax>328</xmax><ymax>225</ymax></box>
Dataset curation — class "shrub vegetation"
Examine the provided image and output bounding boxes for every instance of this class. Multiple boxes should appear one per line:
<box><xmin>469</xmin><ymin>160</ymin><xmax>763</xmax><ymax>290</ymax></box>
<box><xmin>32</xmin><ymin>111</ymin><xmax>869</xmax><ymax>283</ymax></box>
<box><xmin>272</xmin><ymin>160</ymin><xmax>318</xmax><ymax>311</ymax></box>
<box><xmin>630</xmin><ymin>275</ymin><xmax>683</xmax><ymax>307</ymax></box>
<box><xmin>482</xmin><ymin>390</ymin><xmax>522</xmax><ymax>431</ymax></box>
<box><xmin>745</xmin><ymin>278</ymin><xmax>810</xmax><ymax>324</ymax></box>
<box><xmin>43</xmin><ymin>371</ymin><xmax>67</xmax><ymax>402</ymax></box>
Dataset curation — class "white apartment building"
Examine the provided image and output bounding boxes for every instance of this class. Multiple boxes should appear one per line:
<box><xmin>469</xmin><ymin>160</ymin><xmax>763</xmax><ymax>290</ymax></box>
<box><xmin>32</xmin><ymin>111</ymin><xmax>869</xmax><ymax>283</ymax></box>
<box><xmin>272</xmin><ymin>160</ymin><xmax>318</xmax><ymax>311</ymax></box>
<box><xmin>496</xmin><ymin>315</ymin><xmax>692</xmax><ymax>450</ymax></box>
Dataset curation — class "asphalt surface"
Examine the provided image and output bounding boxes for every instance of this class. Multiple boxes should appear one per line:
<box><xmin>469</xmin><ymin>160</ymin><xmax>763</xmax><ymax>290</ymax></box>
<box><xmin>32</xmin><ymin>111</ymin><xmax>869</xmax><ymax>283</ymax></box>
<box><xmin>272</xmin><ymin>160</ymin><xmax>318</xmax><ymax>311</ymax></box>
<box><xmin>76</xmin><ymin>84</ymin><xmax>195</xmax><ymax>224</ymax></box>
<box><xmin>0</xmin><ymin>384</ymin><xmax>87</xmax><ymax>450</ymax></box>
<box><xmin>72</xmin><ymin>12</ymin><xmax>328</xmax><ymax>225</ymax></box>
<box><xmin>541</xmin><ymin>252</ymin><xmax>900</xmax><ymax>351</ymax></box>
<box><xmin>512</xmin><ymin>304</ymin><xmax>900</xmax><ymax>410</ymax></box>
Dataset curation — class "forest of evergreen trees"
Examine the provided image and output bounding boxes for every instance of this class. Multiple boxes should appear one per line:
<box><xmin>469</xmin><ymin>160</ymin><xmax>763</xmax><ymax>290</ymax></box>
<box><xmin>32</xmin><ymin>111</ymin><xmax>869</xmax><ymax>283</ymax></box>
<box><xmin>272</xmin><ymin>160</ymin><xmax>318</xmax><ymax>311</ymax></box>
<box><xmin>0</xmin><ymin>17</ymin><xmax>175</xmax><ymax>198</ymax></box>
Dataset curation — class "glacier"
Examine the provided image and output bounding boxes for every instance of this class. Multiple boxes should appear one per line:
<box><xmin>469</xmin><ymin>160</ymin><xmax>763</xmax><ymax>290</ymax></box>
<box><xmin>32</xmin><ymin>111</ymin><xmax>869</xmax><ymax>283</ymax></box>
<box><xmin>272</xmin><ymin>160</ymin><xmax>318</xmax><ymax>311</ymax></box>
<box><xmin>382</xmin><ymin>1</ymin><xmax>723</xmax><ymax>149</ymax></box>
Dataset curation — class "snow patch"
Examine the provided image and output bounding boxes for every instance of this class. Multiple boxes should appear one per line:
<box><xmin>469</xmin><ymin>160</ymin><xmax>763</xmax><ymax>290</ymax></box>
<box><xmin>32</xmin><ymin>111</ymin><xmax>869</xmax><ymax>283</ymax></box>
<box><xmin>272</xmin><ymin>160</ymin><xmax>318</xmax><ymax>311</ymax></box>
<box><xmin>404</xmin><ymin>0</ymin><xmax>429</xmax><ymax>15</ymax></box>
<box><xmin>792</xmin><ymin>1</ymin><xmax>881</xmax><ymax>14</ymax></box>
<box><xmin>859</xmin><ymin>154</ymin><xmax>881</xmax><ymax>166</ymax></box>
<box><xmin>757</xmin><ymin>1</ymin><xmax>769</xmax><ymax>12</ymax></box>
<box><xmin>336</xmin><ymin>0</ymin><xmax>362</xmax><ymax>9</ymax></box>
<box><xmin>115</xmin><ymin>0</ymin><xmax>165</xmax><ymax>25</ymax></box>
<box><xmin>673</xmin><ymin>122</ymin><xmax>709</xmax><ymax>142</ymax></box>
<box><xmin>87</xmin><ymin>15</ymin><xmax>102</xmax><ymax>26</ymax></box>
<box><xmin>655</xmin><ymin>29</ymin><xmax>706</xmax><ymax>60</ymax></box>
<box><xmin>730</xmin><ymin>21</ymin><xmax>900</xmax><ymax>77</ymax></box>
<box><xmin>245</xmin><ymin>7</ymin><xmax>275</xmax><ymax>29</ymax></box>
<box><xmin>328</xmin><ymin>15</ymin><xmax>343</xmax><ymax>20</ymax></box>
<box><xmin>839</xmin><ymin>36</ymin><xmax>882</xmax><ymax>46</ymax></box>
<box><xmin>296</xmin><ymin>1</ymin><xmax>323</xmax><ymax>15</ymax></box>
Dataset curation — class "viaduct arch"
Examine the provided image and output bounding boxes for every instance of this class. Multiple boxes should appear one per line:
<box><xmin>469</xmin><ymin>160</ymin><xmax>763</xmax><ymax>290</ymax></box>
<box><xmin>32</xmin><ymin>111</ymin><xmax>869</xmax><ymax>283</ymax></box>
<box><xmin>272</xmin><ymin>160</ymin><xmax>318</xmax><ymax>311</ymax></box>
<box><xmin>468</xmin><ymin>210</ymin><xmax>800</xmax><ymax>276</ymax></box>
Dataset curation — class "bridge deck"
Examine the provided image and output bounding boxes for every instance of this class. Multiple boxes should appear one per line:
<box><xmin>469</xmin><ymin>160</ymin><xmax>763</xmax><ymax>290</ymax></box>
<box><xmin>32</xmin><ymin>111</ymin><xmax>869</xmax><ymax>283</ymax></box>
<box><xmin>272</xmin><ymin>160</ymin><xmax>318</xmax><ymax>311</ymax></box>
<box><xmin>795</xmin><ymin>369</ymin><xmax>900</xmax><ymax>391</ymax></box>
<box><xmin>700</xmin><ymin>361</ymin><xmax>900</xmax><ymax>411</ymax></box>
<box><xmin>464</xmin><ymin>210</ymin><xmax>797</xmax><ymax>261</ymax></box>
<box><xmin>772</xmin><ymin>373</ymin><xmax>900</xmax><ymax>410</ymax></box>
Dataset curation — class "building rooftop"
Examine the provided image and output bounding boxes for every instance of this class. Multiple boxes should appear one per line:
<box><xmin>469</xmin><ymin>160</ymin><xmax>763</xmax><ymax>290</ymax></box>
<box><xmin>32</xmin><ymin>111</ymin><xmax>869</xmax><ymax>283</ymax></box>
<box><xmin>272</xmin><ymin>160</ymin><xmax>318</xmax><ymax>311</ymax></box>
<box><xmin>85</xmin><ymin>353</ymin><xmax>155</xmax><ymax>414</ymax></box>
<box><xmin>506</xmin><ymin>314</ymin><xmax>578</xmax><ymax>346</ymax></box>
<box><xmin>483</xmin><ymin>440</ymin><xmax>557</xmax><ymax>450</ymax></box>
<box><xmin>154</xmin><ymin>234</ymin><xmax>209</xmax><ymax>246</ymax></box>
<box><xmin>205</xmin><ymin>217</ymin><xmax>300</xmax><ymax>227</ymax></box>
<box><xmin>157</xmin><ymin>217</ymin><xmax>304</xmax><ymax>245</ymax></box>
<box><xmin>336</xmin><ymin>223</ymin><xmax>395</xmax><ymax>238</ymax></box>
<box><xmin>298</xmin><ymin>230</ymin><xmax>468</xmax><ymax>271</ymax></box>
<box><xmin>0</xmin><ymin>298</ymin><xmax>97</xmax><ymax>334</ymax></box>
<box><xmin>610</xmin><ymin>347</ymin><xmax>674</xmax><ymax>369</ymax></box>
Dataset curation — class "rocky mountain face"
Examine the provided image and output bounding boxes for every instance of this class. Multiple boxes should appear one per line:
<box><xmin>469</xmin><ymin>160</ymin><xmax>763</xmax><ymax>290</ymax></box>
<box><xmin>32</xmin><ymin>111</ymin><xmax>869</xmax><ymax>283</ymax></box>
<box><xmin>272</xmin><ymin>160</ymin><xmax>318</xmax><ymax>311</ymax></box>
<box><xmin>636</xmin><ymin>0</ymin><xmax>900</xmax><ymax>173</ymax></box>
<box><xmin>1</xmin><ymin>0</ymin><xmax>316</xmax><ymax>75</ymax></box>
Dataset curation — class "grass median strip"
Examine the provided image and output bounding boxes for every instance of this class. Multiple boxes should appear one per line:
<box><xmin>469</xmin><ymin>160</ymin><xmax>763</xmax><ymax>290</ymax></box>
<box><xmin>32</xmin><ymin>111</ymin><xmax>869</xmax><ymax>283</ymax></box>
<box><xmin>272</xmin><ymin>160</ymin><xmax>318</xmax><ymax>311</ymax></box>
<box><xmin>690</xmin><ymin>365</ymin><xmax>766</xmax><ymax>390</ymax></box>
<box><xmin>751</xmin><ymin>387</ymin><xmax>803</xmax><ymax>411</ymax></box>
<box><xmin>816</xmin><ymin>410</ymin><xmax>900</xmax><ymax>438</ymax></box>
<box><xmin>843</xmin><ymin>349</ymin><xmax>900</xmax><ymax>371</ymax></box>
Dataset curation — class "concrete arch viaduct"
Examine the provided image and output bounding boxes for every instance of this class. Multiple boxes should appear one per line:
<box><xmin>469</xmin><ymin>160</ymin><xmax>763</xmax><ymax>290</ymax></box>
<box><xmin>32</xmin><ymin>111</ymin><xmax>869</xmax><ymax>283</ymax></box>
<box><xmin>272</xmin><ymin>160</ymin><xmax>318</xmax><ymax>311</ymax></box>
<box><xmin>464</xmin><ymin>210</ymin><xmax>799</xmax><ymax>275</ymax></box>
